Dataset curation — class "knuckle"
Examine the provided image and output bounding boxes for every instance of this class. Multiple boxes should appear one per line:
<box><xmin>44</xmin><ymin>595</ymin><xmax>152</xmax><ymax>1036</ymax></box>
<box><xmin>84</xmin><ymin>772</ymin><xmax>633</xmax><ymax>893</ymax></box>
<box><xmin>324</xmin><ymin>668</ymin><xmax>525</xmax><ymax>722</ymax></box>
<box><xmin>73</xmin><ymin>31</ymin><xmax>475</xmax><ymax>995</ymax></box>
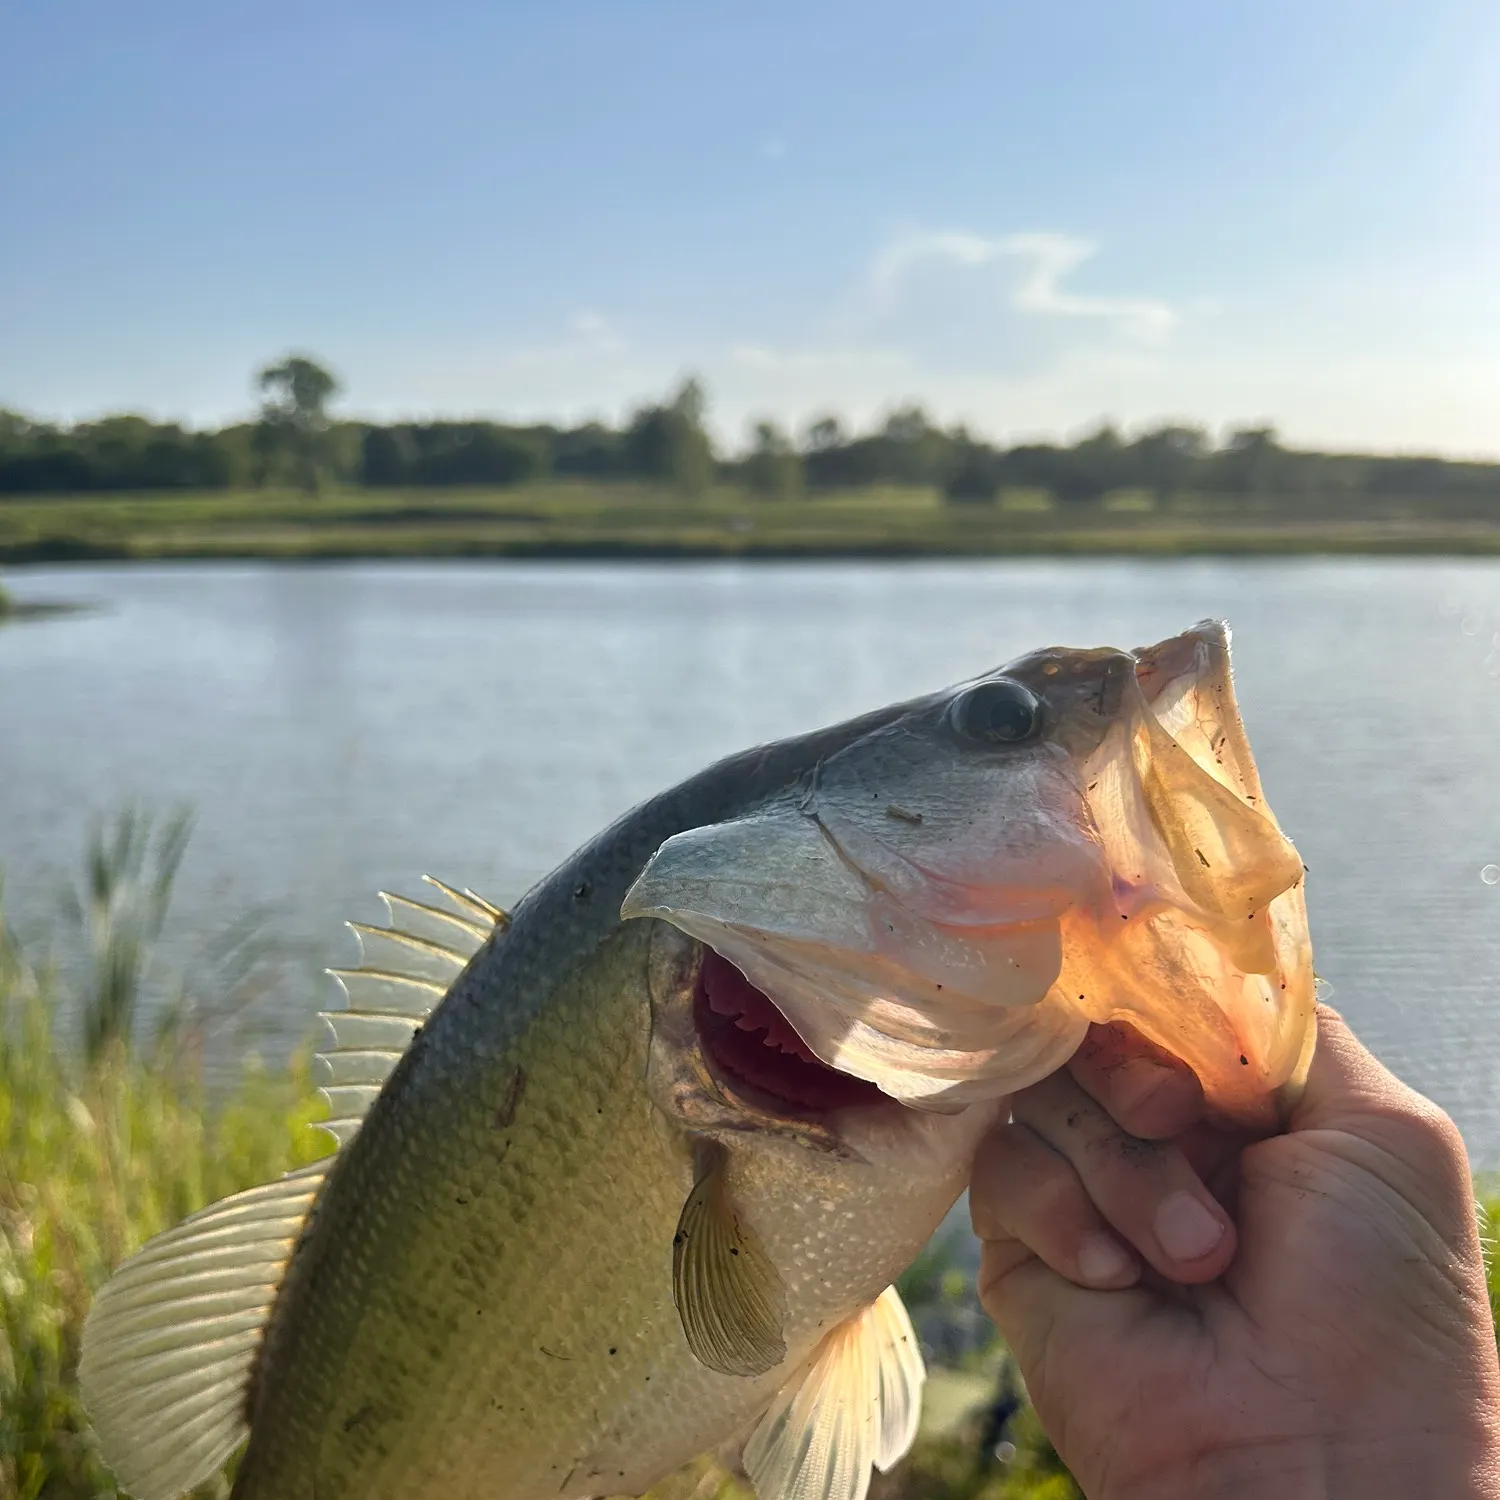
<box><xmin>1028</xmin><ymin>1156</ymin><xmax>1088</xmax><ymax>1229</ymax></box>
<box><xmin>1405</xmin><ymin>1095</ymin><xmax>1468</xmax><ymax>1168</ymax></box>
<box><xmin>1362</xmin><ymin>1086</ymin><xmax>1472</xmax><ymax>1189</ymax></box>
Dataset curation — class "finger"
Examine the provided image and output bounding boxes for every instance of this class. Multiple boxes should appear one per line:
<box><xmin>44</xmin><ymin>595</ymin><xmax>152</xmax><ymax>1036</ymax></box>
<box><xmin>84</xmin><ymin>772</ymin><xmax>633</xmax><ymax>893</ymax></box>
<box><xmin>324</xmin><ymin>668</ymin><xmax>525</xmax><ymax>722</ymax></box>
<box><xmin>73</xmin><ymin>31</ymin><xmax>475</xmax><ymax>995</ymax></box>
<box><xmin>975</xmin><ymin>1237</ymin><xmax>1064</xmax><ymax>1374</ymax></box>
<box><xmin>970</xmin><ymin>1122</ymin><xmax>1141</xmax><ymax>1289</ymax></box>
<box><xmin>1067</xmin><ymin>1020</ymin><xmax>1205</xmax><ymax>1140</ymax></box>
<box><xmin>975</xmin><ymin>1218</ymin><xmax>1150</xmax><ymax>1393</ymax></box>
<box><xmin>1013</xmin><ymin>1068</ymin><xmax>1236</xmax><ymax>1283</ymax></box>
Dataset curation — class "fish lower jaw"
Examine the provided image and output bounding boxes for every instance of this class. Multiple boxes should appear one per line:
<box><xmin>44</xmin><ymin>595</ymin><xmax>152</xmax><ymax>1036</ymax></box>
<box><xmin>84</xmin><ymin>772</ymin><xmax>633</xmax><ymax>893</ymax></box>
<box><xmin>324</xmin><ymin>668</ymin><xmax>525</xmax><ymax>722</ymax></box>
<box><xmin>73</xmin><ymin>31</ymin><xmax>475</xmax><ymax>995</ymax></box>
<box><xmin>692</xmin><ymin>947</ymin><xmax>905</xmax><ymax>1124</ymax></box>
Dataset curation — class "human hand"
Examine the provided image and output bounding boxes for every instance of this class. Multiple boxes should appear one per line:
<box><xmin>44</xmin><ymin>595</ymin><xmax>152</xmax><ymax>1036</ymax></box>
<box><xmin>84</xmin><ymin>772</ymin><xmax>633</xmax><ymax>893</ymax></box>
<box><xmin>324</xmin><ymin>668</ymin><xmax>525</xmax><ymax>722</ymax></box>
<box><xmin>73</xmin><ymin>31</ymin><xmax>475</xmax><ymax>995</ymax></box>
<box><xmin>971</xmin><ymin>1006</ymin><xmax>1500</xmax><ymax>1499</ymax></box>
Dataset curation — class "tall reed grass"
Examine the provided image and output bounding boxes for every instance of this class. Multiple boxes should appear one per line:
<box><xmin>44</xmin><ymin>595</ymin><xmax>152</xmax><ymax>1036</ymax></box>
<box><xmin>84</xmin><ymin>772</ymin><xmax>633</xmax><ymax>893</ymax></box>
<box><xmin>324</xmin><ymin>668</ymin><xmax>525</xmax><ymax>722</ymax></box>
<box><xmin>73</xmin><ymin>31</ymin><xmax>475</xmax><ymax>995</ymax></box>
<box><xmin>0</xmin><ymin>817</ymin><xmax>324</xmax><ymax>1499</ymax></box>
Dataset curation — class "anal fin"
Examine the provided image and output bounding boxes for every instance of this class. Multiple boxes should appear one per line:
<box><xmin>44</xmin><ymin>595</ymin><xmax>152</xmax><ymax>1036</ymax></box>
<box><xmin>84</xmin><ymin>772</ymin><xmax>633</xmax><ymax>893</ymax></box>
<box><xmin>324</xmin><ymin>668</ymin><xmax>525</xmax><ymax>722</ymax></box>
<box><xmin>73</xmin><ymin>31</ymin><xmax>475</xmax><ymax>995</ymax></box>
<box><xmin>79</xmin><ymin>1160</ymin><xmax>331</xmax><ymax>1500</ymax></box>
<box><xmin>673</xmin><ymin>1148</ymin><xmax>787</xmax><ymax>1378</ymax></box>
<box><xmin>742</xmin><ymin>1285</ymin><xmax>925</xmax><ymax>1500</ymax></box>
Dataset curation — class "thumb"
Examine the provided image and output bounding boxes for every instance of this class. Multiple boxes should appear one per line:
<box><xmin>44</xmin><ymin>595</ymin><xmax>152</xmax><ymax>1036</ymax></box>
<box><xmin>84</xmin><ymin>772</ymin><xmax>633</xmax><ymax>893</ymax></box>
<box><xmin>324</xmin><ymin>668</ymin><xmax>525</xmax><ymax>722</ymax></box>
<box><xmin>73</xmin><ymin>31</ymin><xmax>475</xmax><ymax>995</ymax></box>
<box><xmin>1278</xmin><ymin>1004</ymin><xmax>1475</xmax><ymax>1248</ymax></box>
<box><xmin>1287</xmin><ymin>1004</ymin><xmax>1420</xmax><ymax>1132</ymax></box>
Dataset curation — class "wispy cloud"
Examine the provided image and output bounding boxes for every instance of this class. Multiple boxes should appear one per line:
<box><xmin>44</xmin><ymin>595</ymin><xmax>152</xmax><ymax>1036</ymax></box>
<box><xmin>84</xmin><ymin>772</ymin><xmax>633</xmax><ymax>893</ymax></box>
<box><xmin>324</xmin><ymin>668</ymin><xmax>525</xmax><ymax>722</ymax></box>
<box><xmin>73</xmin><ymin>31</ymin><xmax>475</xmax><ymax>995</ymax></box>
<box><xmin>730</xmin><ymin>343</ymin><xmax>906</xmax><ymax>375</ymax></box>
<box><xmin>567</xmin><ymin>310</ymin><xmax>627</xmax><ymax>354</ymax></box>
<box><xmin>867</xmin><ymin>230</ymin><xmax>1176</xmax><ymax>338</ymax></box>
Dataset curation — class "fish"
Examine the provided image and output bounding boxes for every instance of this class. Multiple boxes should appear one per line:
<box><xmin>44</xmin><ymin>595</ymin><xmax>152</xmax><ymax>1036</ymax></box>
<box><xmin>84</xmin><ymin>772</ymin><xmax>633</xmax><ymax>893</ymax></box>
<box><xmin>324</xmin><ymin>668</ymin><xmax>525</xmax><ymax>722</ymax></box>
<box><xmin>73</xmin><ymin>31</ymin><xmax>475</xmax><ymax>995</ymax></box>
<box><xmin>78</xmin><ymin>619</ymin><xmax>1314</xmax><ymax>1500</ymax></box>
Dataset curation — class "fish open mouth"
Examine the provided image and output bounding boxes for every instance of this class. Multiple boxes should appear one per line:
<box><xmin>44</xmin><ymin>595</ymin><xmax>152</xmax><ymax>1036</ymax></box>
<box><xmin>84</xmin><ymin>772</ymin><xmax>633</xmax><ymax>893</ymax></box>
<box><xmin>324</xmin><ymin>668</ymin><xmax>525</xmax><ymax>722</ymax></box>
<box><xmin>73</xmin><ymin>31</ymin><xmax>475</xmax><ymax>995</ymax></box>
<box><xmin>627</xmin><ymin>620</ymin><xmax>1317</xmax><ymax>1125</ymax></box>
<box><xmin>693</xmin><ymin>948</ymin><xmax>889</xmax><ymax>1116</ymax></box>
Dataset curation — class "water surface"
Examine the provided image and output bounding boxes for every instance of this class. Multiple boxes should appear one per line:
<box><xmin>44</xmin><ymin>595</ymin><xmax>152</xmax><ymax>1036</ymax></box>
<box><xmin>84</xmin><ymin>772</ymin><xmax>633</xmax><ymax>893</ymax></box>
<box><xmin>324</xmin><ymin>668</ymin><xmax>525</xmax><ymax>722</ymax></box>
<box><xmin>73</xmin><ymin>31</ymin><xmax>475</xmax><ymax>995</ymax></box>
<box><xmin>5</xmin><ymin>558</ymin><xmax>1500</xmax><ymax>1161</ymax></box>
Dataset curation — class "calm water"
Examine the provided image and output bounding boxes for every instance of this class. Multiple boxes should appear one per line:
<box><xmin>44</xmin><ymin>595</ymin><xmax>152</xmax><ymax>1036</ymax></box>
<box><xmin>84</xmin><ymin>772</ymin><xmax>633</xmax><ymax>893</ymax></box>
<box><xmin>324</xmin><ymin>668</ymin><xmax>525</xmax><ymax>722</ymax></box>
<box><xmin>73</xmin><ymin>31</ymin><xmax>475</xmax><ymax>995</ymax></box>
<box><xmin>5</xmin><ymin>558</ymin><xmax>1500</xmax><ymax>1162</ymax></box>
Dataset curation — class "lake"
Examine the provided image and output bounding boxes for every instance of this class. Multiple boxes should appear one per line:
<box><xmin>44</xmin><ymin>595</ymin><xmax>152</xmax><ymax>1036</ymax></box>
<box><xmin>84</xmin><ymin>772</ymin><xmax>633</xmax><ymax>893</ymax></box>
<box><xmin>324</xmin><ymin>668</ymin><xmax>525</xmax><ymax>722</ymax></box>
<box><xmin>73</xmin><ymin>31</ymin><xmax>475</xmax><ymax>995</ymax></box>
<box><xmin>5</xmin><ymin>558</ymin><xmax>1500</xmax><ymax>1163</ymax></box>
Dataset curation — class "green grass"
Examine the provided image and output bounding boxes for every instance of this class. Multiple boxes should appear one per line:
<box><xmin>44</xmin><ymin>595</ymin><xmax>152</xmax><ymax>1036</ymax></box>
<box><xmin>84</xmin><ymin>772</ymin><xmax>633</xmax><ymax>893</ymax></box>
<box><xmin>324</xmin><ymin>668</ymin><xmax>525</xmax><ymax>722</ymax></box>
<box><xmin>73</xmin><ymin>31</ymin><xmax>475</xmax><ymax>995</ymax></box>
<box><xmin>3</xmin><ymin>482</ymin><xmax>1500</xmax><ymax>562</ymax></box>
<box><xmin>0</xmin><ymin>822</ymin><xmax>326</xmax><ymax>1499</ymax></box>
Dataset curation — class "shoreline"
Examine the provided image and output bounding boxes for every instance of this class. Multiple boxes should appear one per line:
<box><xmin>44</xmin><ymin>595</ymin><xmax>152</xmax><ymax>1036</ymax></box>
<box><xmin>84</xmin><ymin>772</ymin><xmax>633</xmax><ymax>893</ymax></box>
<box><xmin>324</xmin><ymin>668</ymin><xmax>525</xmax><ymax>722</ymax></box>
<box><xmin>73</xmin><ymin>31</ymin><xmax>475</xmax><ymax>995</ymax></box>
<box><xmin>5</xmin><ymin>531</ymin><xmax>1500</xmax><ymax>564</ymax></box>
<box><xmin>4</xmin><ymin>483</ymin><xmax>1499</xmax><ymax>564</ymax></box>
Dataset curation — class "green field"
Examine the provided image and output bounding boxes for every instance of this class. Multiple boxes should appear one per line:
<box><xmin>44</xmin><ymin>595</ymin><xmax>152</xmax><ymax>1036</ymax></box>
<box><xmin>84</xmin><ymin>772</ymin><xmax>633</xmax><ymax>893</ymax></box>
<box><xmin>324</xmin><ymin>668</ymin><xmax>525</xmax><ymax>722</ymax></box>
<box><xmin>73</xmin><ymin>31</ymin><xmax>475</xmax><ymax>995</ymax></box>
<box><xmin>4</xmin><ymin>482</ymin><xmax>1500</xmax><ymax>562</ymax></box>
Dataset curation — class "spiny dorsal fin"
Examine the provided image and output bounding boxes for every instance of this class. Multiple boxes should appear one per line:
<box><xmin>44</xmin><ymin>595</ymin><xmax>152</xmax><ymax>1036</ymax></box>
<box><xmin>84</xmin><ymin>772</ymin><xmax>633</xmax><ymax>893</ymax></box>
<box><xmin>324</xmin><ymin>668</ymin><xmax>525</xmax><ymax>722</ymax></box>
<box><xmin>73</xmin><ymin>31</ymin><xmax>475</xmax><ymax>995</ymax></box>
<box><xmin>421</xmin><ymin>874</ymin><xmax>509</xmax><ymax>930</ymax></box>
<box><xmin>742</xmin><ymin>1285</ymin><xmax>925</xmax><ymax>1500</ymax></box>
<box><xmin>78</xmin><ymin>1161</ymin><xmax>331</xmax><ymax>1500</ymax></box>
<box><xmin>673</xmin><ymin>1149</ymin><xmax>787</xmax><ymax>1378</ymax></box>
<box><xmin>317</xmin><ymin>877</ymin><xmax>506</xmax><ymax>1146</ymax></box>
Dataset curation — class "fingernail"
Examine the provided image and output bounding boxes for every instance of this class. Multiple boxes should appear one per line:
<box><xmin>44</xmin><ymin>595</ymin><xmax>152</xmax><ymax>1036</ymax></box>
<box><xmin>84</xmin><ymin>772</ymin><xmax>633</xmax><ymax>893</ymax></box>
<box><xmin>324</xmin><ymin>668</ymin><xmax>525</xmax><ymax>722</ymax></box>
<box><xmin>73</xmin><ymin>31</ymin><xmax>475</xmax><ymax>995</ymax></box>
<box><xmin>1077</xmin><ymin>1232</ymin><xmax>1133</xmax><ymax>1285</ymax></box>
<box><xmin>1154</xmin><ymin>1191</ymin><xmax>1226</xmax><ymax>1262</ymax></box>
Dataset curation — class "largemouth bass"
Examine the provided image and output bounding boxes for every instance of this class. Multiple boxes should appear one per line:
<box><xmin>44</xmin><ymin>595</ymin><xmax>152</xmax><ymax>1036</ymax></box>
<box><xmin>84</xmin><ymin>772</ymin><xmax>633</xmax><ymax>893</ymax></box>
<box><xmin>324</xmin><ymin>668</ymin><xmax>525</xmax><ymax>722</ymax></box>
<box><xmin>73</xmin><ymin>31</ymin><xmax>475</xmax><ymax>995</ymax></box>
<box><xmin>79</xmin><ymin>620</ymin><xmax>1313</xmax><ymax>1500</ymax></box>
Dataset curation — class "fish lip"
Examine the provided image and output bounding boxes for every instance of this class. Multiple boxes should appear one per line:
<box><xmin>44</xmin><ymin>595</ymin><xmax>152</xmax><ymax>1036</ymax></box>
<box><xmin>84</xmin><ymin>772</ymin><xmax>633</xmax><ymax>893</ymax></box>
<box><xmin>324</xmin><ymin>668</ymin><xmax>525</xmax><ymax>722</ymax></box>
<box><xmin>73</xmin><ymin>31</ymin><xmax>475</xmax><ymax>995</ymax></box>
<box><xmin>1133</xmin><ymin>619</ymin><xmax>1229</xmax><ymax>707</ymax></box>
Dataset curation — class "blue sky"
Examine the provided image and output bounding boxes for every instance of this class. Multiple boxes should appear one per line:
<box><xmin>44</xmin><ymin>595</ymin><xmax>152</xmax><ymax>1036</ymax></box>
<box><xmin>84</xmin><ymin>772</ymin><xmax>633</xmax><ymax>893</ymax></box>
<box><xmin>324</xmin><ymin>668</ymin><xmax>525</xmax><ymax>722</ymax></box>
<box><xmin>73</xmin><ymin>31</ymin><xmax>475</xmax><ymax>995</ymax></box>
<box><xmin>2</xmin><ymin>0</ymin><xmax>1497</xmax><ymax>454</ymax></box>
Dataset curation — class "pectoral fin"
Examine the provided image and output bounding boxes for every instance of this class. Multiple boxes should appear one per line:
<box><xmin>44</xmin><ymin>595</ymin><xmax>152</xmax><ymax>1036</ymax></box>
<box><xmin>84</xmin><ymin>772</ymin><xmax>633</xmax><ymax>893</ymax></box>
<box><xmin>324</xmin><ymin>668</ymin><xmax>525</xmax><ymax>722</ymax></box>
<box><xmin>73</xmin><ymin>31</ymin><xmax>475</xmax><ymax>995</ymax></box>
<box><xmin>673</xmin><ymin>1150</ymin><xmax>787</xmax><ymax>1378</ymax></box>
<box><xmin>742</xmin><ymin>1285</ymin><xmax>925</xmax><ymax>1500</ymax></box>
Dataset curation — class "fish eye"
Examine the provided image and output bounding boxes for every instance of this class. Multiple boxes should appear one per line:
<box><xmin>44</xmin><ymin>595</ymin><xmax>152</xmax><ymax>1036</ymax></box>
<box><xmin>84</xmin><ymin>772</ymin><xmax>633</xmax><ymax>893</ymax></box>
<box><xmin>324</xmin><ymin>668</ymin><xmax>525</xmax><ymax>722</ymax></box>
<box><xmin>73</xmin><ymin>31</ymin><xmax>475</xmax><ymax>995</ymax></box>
<box><xmin>948</xmin><ymin>678</ymin><xmax>1042</xmax><ymax>745</ymax></box>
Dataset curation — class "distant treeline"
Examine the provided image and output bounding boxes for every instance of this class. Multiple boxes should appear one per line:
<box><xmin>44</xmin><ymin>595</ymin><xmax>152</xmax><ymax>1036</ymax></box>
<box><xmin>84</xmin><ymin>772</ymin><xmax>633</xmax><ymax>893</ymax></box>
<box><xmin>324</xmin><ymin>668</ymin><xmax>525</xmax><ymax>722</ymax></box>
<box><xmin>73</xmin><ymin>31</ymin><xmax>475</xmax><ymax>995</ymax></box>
<box><xmin>4</xmin><ymin>367</ymin><xmax>1499</xmax><ymax>506</ymax></box>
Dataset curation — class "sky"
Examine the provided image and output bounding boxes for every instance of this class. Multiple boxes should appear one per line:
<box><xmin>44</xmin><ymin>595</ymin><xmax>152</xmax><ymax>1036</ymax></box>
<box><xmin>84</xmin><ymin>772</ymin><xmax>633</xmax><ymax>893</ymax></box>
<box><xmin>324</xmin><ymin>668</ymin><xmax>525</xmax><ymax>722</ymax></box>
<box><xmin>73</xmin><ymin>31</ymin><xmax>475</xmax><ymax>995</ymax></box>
<box><xmin>2</xmin><ymin>0</ymin><xmax>1498</xmax><ymax>455</ymax></box>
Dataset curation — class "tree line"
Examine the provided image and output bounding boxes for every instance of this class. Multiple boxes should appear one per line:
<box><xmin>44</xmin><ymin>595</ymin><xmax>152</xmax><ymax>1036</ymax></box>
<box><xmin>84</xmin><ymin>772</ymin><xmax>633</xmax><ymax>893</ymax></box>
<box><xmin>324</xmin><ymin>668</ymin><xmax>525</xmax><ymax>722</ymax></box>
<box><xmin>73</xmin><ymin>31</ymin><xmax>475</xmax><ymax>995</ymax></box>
<box><xmin>2</xmin><ymin>355</ymin><xmax>1497</xmax><ymax>507</ymax></box>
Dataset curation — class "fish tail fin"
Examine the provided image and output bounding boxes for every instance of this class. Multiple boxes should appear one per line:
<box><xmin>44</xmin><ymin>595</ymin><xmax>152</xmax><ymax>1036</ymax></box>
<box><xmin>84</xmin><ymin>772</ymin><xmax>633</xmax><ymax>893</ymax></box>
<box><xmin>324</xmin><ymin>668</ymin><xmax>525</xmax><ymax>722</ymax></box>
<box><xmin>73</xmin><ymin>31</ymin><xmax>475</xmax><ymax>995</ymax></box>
<box><xmin>78</xmin><ymin>1160</ymin><xmax>331</xmax><ymax>1500</ymax></box>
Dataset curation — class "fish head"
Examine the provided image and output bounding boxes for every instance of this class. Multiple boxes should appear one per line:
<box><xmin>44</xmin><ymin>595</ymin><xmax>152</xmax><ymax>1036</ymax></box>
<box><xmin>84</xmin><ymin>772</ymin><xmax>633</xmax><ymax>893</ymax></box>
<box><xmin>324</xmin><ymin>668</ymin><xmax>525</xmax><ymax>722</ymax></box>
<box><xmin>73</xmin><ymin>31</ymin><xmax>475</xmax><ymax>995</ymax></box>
<box><xmin>623</xmin><ymin>620</ymin><xmax>1314</xmax><ymax>1132</ymax></box>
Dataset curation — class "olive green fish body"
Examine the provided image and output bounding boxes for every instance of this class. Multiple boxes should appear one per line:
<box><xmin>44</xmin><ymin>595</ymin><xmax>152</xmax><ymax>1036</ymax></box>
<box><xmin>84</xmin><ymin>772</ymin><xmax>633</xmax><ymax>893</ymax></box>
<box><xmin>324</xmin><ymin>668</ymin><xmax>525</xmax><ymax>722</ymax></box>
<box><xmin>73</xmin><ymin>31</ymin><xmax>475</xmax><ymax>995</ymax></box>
<box><xmin>237</xmin><ymin>921</ymin><xmax>973</xmax><ymax>1499</ymax></box>
<box><xmin>236</xmin><ymin>753</ymin><xmax>980</xmax><ymax>1499</ymax></box>
<box><xmin>80</xmin><ymin>622</ymin><xmax>1316</xmax><ymax>1500</ymax></box>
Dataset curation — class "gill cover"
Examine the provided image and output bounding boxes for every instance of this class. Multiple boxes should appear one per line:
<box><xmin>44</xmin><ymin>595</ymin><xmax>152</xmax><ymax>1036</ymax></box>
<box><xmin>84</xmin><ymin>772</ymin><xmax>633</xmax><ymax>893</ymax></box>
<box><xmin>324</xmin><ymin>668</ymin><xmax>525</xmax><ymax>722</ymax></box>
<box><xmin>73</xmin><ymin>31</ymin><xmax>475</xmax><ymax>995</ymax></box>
<box><xmin>623</xmin><ymin>622</ymin><xmax>1315</xmax><ymax>1127</ymax></box>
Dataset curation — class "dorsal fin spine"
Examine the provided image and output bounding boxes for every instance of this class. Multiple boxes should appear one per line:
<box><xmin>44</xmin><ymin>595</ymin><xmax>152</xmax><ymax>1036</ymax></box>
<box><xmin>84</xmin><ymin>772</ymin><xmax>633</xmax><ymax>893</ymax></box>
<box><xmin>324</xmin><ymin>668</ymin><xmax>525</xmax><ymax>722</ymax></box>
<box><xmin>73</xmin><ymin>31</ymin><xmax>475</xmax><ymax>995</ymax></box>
<box><xmin>315</xmin><ymin>877</ymin><xmax>504</xmax><ymax>1147</ymax></box>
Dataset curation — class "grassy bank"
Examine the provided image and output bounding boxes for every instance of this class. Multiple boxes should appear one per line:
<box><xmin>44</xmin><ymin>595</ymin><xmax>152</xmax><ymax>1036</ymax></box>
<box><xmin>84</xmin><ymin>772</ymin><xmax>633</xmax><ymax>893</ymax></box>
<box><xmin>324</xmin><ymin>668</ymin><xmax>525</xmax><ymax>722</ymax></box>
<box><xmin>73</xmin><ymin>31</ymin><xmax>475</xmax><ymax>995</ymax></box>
<box><xmin>0</xmin><ymin>844</ymin><xmax>326</xmax><ymax>1498</ymax></box>
<box><xmin>4</xmin><ymin>483</ymin><xmax>1500</xmax><ymax>562</ymax></box>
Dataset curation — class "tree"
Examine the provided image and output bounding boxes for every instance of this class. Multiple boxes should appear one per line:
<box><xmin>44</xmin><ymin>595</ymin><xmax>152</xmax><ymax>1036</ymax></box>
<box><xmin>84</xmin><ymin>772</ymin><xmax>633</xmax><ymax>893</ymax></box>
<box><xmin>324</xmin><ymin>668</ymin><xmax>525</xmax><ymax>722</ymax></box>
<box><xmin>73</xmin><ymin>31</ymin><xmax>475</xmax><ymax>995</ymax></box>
<box><xmin>944</xmin><ymin>440</ymin><xmax>1000</xmax><ymax>504</ymax></box>
<box><xmin>623</xmin><ymin>377</ymin><xmax>714</xmax><ymax>496</ymax></box>
<box><xmin>1130</xmin><ymin>424</ymin><xmax>1209</xmax><ymax>498</ymax></box>
<box><xmin>1072</xmin><ymin>422</ymin><xmax>1126</xmax><ymax>502</ymax></box>
<box><xmin>360</xmin><ymin>426</ymin><xmax>414</xmax><ymax>486</ymax></box>
<box><xmin>255</xmin><ymin>354</ymin><xmax>341</xmax><ymax>494</ymax></box>
<box><xmin>802</xmin><ymin>414</ymin><xmax>845</xmax><ymax>452</ymax></box>
<box><xmin>743</xmin><ymin>420</ymin><xmax>804</xmax><ymax>500</ymax></box>
<box><xmin>882</xmin><ymin>405</ymin><xmax>931</xmax><ymax>446</ymax></box>
<box><xmin>875</xmin><ymin>405</ymin><xmax>951</xmax><ymax>485</ymax></box>
<box><xmin>1215</xmin><ymin>425</ymin><xmax>1282</xmax><ymax>496</ymax></box>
